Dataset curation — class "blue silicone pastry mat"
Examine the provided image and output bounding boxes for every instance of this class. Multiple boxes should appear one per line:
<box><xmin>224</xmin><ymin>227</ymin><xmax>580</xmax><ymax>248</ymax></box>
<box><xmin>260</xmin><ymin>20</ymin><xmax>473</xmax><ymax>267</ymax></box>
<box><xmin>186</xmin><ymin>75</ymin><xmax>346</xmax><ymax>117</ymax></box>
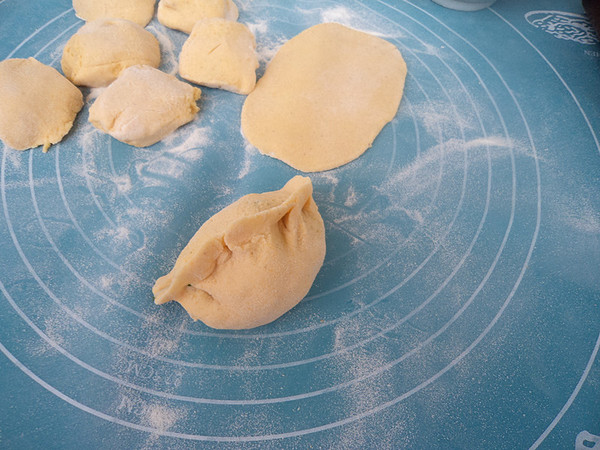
<box><xmin>1</xmin><ymin>0</ymin><xmax>599</xmax><ymax>448</ymax></box>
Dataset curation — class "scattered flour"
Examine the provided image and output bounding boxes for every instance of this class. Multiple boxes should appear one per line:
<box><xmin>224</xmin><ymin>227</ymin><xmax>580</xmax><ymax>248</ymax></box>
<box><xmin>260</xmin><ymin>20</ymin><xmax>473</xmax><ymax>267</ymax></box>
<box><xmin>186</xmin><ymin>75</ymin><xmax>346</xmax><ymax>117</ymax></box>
<box><xmin>143</xmin><ymin>402</ymin><xmax>182</xmax><ymax>432</ymax></box>
<box><xmin>238</xmin><ymin>141</ymin><xmax>259</xmax><ymax>179</ymax></box>
<box><xmin>561</xmin><ymin>197</ymin><xmax>600</xmax><ymax>234</ymax></box>
<box><xmin>147</xmin><ymin>23</ymin><xmax>180</xmax><ymax>76</ymax></box>
<box><xmin>298</xmin><ymin>4</ymin><xmax>404</xmax><ymax>39</ymax></box>
<box><xmin>160</xmin><ymin>124</ymin><xmax>211</xmax><ymax>161</ymax></box>
<box><xmin>325</xmin><ymin>320</ymin><xmax>413</xmax><ymax>449</ymax></box>
<box><xmin>344</xmin><ymin>186</ymin><xmax>358</xmax><ymax>208</ymax></box>
<box><xmin>86</xmin><ymin>87</ymin><xmax>106</xmax><ymax>102</ymax></box>
<box><xmin>113</xmin><ymin>387</ymin><xmax>187</xmax><ymax>448</ymax></box>
<box><xmin>246</xmin><ymin>19</ymin><xmax>270</xmax><ymax>36</ymax></box>
<box><xmin>413</xmin><ymin>99</ymin><xmax>478</xmax><ymax>137</ymax></box>
<box><xmin>2</xmin><ymin>143</ymin><xmax>25</xmax><ymax>169</ymax></box>
<box><xmin>255</xmin><ymin>35</ymin><xmax>287</xmax><ymax>64</ymax></box>
<box><xmin>312</xmin><ymin>171</ymin><xmax>341</xmax><ymax>203</ymax></box>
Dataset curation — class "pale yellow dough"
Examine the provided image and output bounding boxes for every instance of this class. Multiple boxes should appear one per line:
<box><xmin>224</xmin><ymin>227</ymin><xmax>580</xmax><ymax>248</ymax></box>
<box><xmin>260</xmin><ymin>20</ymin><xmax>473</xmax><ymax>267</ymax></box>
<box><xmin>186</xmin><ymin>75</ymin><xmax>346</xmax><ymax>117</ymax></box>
<box><xmin>62</xmin><ymin>19</ymin><xmax>161</xmax><ymax>88</ymax></box>
<box><xmin>153</xmin><ymin>176</ymin><xmax>326</xmax><ymax>330</ymax></box>
<box><xmin>88</xmin><ymin>65</ymin><xmax>201</xmax><ymax>147</ymax></box>
<box><xmin>241</xmin><ymin>23</ymin><xmax>407</xmax><ymax>172</ymax></box>
<box><xmin>157</xmin><ymin>0</ymin><xmax>239</xmax><ymax>34</ymax></box>
<box><xmin>179</xmin><ymin>18</ymin><xmax>258</xmax><ymax>94</ymax></box>
<box><xmin>0</xmin><ymin>58</ymin><xmax>83</xmax><ymax>152</ymax></box>
<box><xmin>73</xmin><ymin>0</ymin><xmax>156</xmax><ymax>27</ymax></box>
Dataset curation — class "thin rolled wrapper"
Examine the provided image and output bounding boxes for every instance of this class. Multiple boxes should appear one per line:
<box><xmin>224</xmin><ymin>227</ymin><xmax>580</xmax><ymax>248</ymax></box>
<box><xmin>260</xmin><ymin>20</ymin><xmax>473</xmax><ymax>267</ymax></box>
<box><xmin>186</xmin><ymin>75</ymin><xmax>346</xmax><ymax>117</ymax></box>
<box><xmin>153</xmin><ymin>176</ymin><xmax>326</xmax><ymax>329</ymax></box>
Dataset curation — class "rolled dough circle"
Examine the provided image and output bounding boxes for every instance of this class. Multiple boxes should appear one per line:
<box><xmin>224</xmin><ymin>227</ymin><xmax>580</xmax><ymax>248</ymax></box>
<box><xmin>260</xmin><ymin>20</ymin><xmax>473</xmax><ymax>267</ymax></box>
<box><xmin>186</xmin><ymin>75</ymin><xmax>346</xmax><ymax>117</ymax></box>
<box><xmin>241</xmin><ymin>23</ymin><xmax>407</xmax><ymax>172</ymax></box>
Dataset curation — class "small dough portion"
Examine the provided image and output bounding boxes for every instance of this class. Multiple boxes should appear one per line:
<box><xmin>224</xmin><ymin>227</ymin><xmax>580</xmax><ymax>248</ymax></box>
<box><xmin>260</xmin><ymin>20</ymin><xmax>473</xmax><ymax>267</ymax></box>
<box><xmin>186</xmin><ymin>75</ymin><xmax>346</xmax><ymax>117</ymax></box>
<box><xmin>179</xmin><ymin>18</ymin><xmax>258</xmax><ymax>94</ymax></box>
<box><xmin>157</xmin><ymin>0</ymin><xmax>238</xmax><ymax>34</ymax></box>
<box><xmin>62</xmin><ymin>18</ymin><xmax>161</xmax><ymax>88</ymax></box>
<box><xmin>241</xmin><ymin>23</ymin><xmax>407</xmax><ymax>172</ymax></box>
<box><xmin>0</xmin><ymin>58</ymin><xmax>83</xmax><ymax>152</ymax></box>
<box><xmin>153</xmin><ymin>176</ymin><xmax>326</xmax><ymax>330</ymax></box>
<box><xmin>73</xmin><ymin>0</ymin><xmax>156</xmax><ymax>27</ymax></box>
<box><xmin>89</xmin><ymin>65</ymin><xmax>201</xmax><ymax>147</ymax></box>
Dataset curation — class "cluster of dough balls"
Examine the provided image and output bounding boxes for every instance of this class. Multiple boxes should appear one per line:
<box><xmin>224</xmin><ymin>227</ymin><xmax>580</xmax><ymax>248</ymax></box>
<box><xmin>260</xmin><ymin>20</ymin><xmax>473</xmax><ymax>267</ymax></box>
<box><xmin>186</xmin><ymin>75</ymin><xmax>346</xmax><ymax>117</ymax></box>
<box><xmin>0</xmin><ymin>2</ymin><xmax>407</xmax><ymax>331</ymax></box>
<box><xmin>0</xmin><ymin>0</ymin><xmax>259</xmax><ymax>151</ymax></box>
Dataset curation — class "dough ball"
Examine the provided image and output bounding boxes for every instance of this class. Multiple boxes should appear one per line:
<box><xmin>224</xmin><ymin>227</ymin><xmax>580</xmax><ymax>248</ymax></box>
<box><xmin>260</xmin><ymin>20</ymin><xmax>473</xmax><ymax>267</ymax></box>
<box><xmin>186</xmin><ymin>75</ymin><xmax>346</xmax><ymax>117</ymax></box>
<box><xmin>88</xmin><ymin>65</ymin><xmax>201</xmax><ymax>147</ymax></box>
<box><xmin>153</xmin><ymin>176</ymin><xmax>326</xmax><ymax>330</ymax></box>
<box><xmin>0</xmin><ymin>58</ymin><xmax>83</xmax><ymax>152</ymax></box>
<box><xmin>179</xmin><ymin>18</ymin><xmax>258</xmax><ymax>94</ymax></box>
<box><xmin>62</xmin><ymin>19</ymin><xmax>161</xmax><ymax>88</ymax></box>
<box><xmin>241</xmin><ymin>23</ymin><xmax>407</xmax><ymax>172</ymax></box>
<box><xmin>157</xmin><ymin>0</ymin><xmax>238</xmax><ymax>34</ymax></box>
<box><xmin>73</xmin><ymin>0</ymin><xmax>156</xmax><ymax>27</ymax></box>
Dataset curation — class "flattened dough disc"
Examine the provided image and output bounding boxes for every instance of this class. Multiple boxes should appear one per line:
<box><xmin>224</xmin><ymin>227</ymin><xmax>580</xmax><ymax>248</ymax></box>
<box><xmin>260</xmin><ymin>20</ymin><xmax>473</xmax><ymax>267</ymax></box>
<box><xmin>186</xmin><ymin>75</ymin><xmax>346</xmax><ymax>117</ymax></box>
<box><xmin>241</xmin><ymin>22</ymin><xmax>407</xmax><ymax>172</ymax></box>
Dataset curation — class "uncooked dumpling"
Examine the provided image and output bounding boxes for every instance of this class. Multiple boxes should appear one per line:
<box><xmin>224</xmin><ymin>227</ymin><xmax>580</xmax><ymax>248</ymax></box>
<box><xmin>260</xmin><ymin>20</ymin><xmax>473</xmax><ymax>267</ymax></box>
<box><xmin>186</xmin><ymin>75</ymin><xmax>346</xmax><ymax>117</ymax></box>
<box><xmin>241</xmin><ymin>23</ymin><xmax>407</xmax><ymax>172</ymax></box>
<box><xmin>88</xmin><ymin>65</ymin><xmax>201</xmax><ymax>147</ymax></box>
<box><xmin>179</xmin><ymin>18</ymin><xmax>258</xmax><ymax>94</ymax></box>
<box><xmin>73</xmin><ymin>0</ymin><xmax>156</xmax><ymax>27</ymax></box>
<box><xmin>153</xmin><ymin>176</ymin><xmax>326</xmax><ymax>330</ymax></box>
<box><xmin>62</xmin><ymin>18</ymin><xmax>161</xmax><ymax>87</ymax></box>
<box><xmin>157</xmin><ymin>0</ymin><xmax>238</xmax><ymax>34</ymax></box>
<box><xmin>0</xmin><ymin>58</ymin><xmax>83</xmax><ymax>152</ymax></box>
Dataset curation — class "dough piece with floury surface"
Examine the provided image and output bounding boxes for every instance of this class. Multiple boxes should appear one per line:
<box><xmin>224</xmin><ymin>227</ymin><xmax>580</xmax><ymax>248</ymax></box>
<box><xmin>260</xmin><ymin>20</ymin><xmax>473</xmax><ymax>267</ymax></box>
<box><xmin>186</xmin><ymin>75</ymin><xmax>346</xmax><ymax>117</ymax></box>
<box><xmin>0</xmin><ymin>58</ymin><xmax>83</xmax><ymax>152</ymax></box>
<box><xmin>88</xmin><ymin>65</ymin><xmax>201</xmax><ymax>147</ymax></box>
<box><xmin>73</xmin><ymin>0</ymin><xmax>156</xmax><ymax>27</ymax></box>
<box><xmin>62</xmin><ymin>18</ymin><xmax>161</xmax><ymax>88</ymax></box>
<box><xmin>179</xmin><ymin>18</ymin><xmax>258</xmax><ymax>94</ymax></box>
<box><xmin>153</xmin><ymin>176</ymin><xmax>326</xmax><ymax>330</ymax></box>
<box><xmin>157</xmin><ymin>0</ymin><xmax>238</xmax><ymax>34</ymax></box>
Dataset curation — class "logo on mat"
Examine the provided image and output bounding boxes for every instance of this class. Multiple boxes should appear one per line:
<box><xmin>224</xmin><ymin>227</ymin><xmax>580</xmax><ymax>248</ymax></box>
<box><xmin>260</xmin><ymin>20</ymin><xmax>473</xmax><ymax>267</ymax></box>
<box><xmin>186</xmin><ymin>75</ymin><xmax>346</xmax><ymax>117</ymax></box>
<box><xmin>525</xmin><ymin>11</ymin><xmax>599</xmax><ymax>45</ymax></box>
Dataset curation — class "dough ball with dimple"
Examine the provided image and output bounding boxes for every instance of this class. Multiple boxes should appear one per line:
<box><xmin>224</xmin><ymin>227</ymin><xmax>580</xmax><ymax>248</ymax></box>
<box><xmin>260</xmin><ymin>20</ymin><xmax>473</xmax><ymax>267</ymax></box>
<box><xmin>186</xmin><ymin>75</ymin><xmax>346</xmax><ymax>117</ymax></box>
<box><xmin>61</xmin><ymin>19</ymin><xmax>161</xmax><ymax>88</ymax></box>
<box><xmin>241</xmin><ymin>23</ymin><xmax>407</xmax><ymax>172</ymax></box>
<box><xmin>157</xmin><ymin>0</ymin><xmax>238</xmax><ymax>34</ymax></box>
<box><xmin>153</xmin><ymin>176</ymin><xmax>326</xmax><ymax>330</ymax></box>
<box><xmin>179</xmin><ymin>18</ymin><xmax>258</xmax><ymax>94</ymax></box>
<box><xmin>0</xmin><ymin>58</ymin><xmax>83</xmax><ymax>152</ymax></box>
<box><xmin>88</xmin><ymin>65</ymin><xmax>201</xmax><ymax>147</ymax></box>
<box><xmin>73</xmin><ymin>0</ymin><xmax>156</xmax><ymax>27</ymax></box>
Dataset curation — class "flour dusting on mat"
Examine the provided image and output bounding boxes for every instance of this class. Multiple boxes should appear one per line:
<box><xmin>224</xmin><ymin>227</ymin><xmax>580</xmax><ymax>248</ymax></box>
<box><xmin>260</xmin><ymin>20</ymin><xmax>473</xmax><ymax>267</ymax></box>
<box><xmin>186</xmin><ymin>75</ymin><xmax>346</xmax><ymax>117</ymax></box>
<box><xmin>161</xmin><ymin>124</ymin><xmax>211</xmax><ymax>161</ymax></box>
<box><xmin>147</xmin><ymin>23</ymin><xmax>181</xmax><ymax>75</ymax></box>
<box><xmin>246</xmin><ymin>19</ymin><xmax>270</xmax><ymax>36</ymax></box>
<box><xmin>413</xmin><ymin>99</ymin><xmax>478</xmax><ymax>137</ymax></box>
<box><xmin>296</xmin><ymin>4</ymin><xmax>403</xmax><ymax>38</ymax></box>
<box><xmin>86</xmin><ymin>87</ymin><xmax>106</xmax><ymax>102</ymax></box>
<box><xmin>238</xmin><ymin>141</ymin><xmax>259</xmax><ymax>179</ymax></box>
<box><xmin>2</xmin><ymin>143</ymin><xmax>25</xmax><ymax>169</ymax></box>
<box><xmin>344</xmin><ymin>185</ymin><xmax>358</xmax><ymax>207</ymax></box>
<box><xmin>255</xmin><ymin>35</ymin><xmax>287</xmax><ymax>64</ymax></box>
<box><xmin>325</xmin><ymin>320</ymin><xmax>405</xmax><ymax>449</ymax></box>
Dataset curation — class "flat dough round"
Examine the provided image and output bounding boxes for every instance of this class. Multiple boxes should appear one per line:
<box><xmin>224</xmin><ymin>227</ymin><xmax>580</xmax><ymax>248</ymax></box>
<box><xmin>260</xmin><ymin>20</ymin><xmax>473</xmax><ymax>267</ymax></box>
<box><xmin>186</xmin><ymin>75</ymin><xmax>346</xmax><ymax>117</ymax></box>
<box><xmin>0</xmin><ymin>58</ymin><xmax>83</xmax><ymax>151</ymax></box>
<box><xmin>153</xmin><ymin>176</ymin><xmax>326</xmax><ymax>330</ymax></box>
<box><xmin>62</xmin><ymin>18</ymin><xmax>161</xmax><ymax>87</ymax></box>
<box><xmin>157</xmin><ymin>0</ymin><xmax>238</xmax><ymax>34</ymax></box>
<box><xmin>241</xmin><ymin>23</ymin><xmax>407</xmax><ymax>172</ymax></box>
<box><xmin>88</xmin><ymin>65</ymin><xmax>201</xmax><ymax>147</ymax></box>
<box><xmin>73</xmin><ymin>0</ymin><xmax>156</xmax><ymax>27</ymax></box>
<box><xmin>179</xmin><ymin>18</ymin><xmax>258</xmax><ymax>94</ymax></box>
